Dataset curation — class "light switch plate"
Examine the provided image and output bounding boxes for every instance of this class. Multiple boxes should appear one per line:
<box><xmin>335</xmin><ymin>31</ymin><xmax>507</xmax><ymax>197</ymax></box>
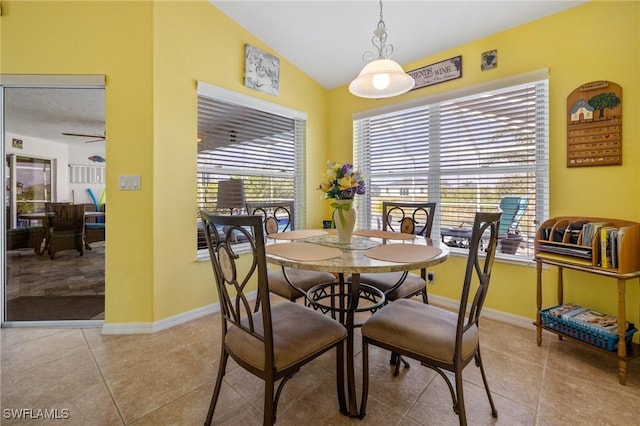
<box><xmin>119</xmin><ymin>175</ymin><xmax>141</xmax><ymax>190</ymax></box>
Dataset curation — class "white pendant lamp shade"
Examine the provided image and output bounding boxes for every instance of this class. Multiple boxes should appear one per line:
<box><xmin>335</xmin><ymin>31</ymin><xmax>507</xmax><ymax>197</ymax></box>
<box><xmin>349</xmin><ymin>1</ymin><xmax>415</xmax><ymax>99</ymax></box>
<box><xmin>349</xmin><ymin>59</ymin><xmax>415</xmax><ymax>99</ymax></box>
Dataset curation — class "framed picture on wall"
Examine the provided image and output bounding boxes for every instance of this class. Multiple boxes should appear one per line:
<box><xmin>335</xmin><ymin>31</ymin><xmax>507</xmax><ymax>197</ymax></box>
<box><xmin>244</xmin><ymin>44</ymin><xmax>280</xmax><ymax>96</ymax></box>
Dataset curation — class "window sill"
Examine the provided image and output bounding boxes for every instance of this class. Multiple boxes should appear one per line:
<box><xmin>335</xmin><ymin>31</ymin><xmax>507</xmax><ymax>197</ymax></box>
<box><xmin>445</xmin><ymin>246</ymin><xmax>536</xmax><ymax>267</ymax></box>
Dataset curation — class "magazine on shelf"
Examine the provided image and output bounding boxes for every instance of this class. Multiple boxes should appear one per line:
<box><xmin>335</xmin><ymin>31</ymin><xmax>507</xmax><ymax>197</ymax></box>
<box><xmin>580</xmin><ymin>222</ymin><xmax>608</xmax><ymax>247</ymax></box>
<box><xmin>560</xmin><ymin>305</ymin><xmax>589</xmax><ymax>321</ymax></box>
<box><xmin>599</xmin><ymin>226</ymin><xmax>616</xmax><ymax>268</ymax></box>
<box><xmin>567</xmin><ymin>309</ymin><xmax>619</xmax><ymax>335</ymax></box>
<box><xmin>609</xmin><ymin>229</ymin><xmax>619</xmax><ymax>269</ymax></box>
<box><xmin>548</xmin><ymin>303</ymin><xmax>583</xmax><ymax>318</ymax></box>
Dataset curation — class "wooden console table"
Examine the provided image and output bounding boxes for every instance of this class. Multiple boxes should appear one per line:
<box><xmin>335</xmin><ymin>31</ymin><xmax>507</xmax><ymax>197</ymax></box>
<box><xmin>534</xmin><ymin>216</ymin><xmax>640</xmax><ymax>385</ymax></box>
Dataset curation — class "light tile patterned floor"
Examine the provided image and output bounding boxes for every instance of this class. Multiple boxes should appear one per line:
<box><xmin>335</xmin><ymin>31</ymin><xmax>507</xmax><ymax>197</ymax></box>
<box><xmin>2</xmin><ymin>301</ymin><xmax>639</xmax><ymax>425</ymax></box>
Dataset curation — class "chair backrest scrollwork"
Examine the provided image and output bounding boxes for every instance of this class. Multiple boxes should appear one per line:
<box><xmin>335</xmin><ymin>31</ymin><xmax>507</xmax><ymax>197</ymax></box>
<box><xmin>382</xmin><ymin>201</ymin><xmax>436</xmax><ymax>238</ymax></box>
<box><xmin>246</xmin><ymin>201</ymin><xmax>294</xmax><ymax>236</ymax></box>
<box><xmin>458</xmin><ymin>211</ymin><xmax>502</xmax><ymax>341</ymax></box>
<box><xmin>199</xmin><ymin>212</ymin><xmax>274</xmax><ymax>355</ymax></box>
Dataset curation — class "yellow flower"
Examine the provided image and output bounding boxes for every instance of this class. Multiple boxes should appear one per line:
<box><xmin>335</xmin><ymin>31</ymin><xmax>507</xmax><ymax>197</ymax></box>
<box><xmin>318</xmin><ymin>181</ymin><xmax>332</xmax><ymax>192</ymax></box>
<box><xmin>338</xmin><ymin>176</ymin><xmax>355</xmax><ymax>190</ymax></box>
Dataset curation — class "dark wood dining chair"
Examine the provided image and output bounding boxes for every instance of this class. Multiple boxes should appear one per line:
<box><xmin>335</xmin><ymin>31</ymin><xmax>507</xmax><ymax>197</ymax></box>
<box><xmin>246</xmin><ymin>202</ymin><xmax>336</xmax><ymax>307</ymax></box>
<box><xmin>359</xmin><ymin>211</ymin><xmax>502</xmax><ymax>425</ymax></box>
<box><xmin>357</xmin><ymin>201</ymin><xmax>436</xmax><ymax>303</ymax></box>
<box><xmin>200</xmin><ymin>211</ymin><xmax>347</xmax><ymax>425</ymax></box>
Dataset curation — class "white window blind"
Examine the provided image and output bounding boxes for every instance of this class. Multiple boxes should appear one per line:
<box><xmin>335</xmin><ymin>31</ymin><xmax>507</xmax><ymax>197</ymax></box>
<box><xmin>354</xmin><ymin>73</ymin><xmax>549</xmax><ymax>260</ymax></box>
<box><xmin>196</xmin><ymin>83</ymin><xmax>306</xmax><ymax>250</ymax></box>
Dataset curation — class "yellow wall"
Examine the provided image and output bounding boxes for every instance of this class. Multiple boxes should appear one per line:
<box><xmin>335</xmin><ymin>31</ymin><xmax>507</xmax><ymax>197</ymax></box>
<box><xmin>329</xmin><ymin>0</ymin><xmax>640</xmax><ymax>322</ymax></box>
<box><xmin>1</xmin><ymin>0</ymin><xmax>329</xmax><ymax>323</ymax></box>
<box><xmin>150</xmin><ymin>1</ymin><xmax>329</xmax><ymax>319</ymax></box>
<box><xmin>2</xmin><ymin>1</ymin><xmax>638</xmax><ymax>326</ymax></box>
<box><xmin>1</xmin><ymin>0</ymin><xmax>157</xmax><ymax>322</ymax></box>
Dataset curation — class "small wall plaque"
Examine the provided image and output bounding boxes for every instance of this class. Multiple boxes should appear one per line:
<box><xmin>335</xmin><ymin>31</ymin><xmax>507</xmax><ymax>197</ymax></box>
<box><xmin>12</xmin><ymin>138</ymin><xmax>23</xmax><ymax>149</ymax></box>
<box><xmin>244</xmin><ymin>44</ymin><xmax>279</xmax><ymax>96</ymax></box>
<box><xmin>481</xmin><ymin>50</ymin><xmax>497</xmax><ymax>71</ymax></box>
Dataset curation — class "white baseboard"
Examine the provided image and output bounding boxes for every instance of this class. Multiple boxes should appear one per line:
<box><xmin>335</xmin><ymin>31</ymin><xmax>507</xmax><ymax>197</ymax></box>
<box><xmin>101</xmin><ymin>302</ymin><xmax>221</xmax><ymax>335</ymax></box>
<box><xmin>100</xmin><ymin>292</ymin><xmax>533</xmax><ymax>335</ymax></box>
<box><xmin>429</xmin><ymin>294</ymin><xmax>535</xmax><ymax>330</ymax></box>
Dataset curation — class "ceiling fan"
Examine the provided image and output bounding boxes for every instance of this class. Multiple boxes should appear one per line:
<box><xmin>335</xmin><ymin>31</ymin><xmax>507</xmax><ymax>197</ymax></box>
<box><xmin>61</xmin><ymin>131</ymin><xmax>106</xmax><ymax>143</ymax></box>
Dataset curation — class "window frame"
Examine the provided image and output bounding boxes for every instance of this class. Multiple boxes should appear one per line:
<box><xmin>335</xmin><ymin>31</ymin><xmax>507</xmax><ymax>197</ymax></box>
<box><xmin>353</xmin><ymin>69</ymin><xmax>549</xmax><ymax>262</ymax></box>
<box><xmin>196</xmin><ymin>82</ymin><xmax>307</xmax><ymax>256</ymax></box>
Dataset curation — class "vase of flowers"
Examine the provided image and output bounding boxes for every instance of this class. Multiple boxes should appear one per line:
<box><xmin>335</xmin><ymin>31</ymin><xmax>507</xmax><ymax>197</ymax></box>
<box><xmin>318</xmin><ymin>160</ymin><xmax>366</xmax><ymax>244</ymax></box>
<box><xmin>332</xmin><ymin>199</ymin><xmax>356</xmax><ymax>243</ymax></box>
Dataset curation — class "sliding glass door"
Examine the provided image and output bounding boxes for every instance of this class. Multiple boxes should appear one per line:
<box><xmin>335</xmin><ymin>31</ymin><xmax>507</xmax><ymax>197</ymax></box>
<box><xmin>1</xmin><ymin>76</ymin><xmax>106</xmax><ymax>324</ymax></box>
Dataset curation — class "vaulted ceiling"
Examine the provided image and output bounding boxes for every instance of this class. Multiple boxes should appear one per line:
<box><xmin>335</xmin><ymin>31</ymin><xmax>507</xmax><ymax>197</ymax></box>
<box><xmin>4</xmin><ymin>1</ymin><xmax>587</xmax><ymax>145</ymax></box>
<box><xmin>211</xmin><ymin>0</ymin><xmax>587</xmax><ymax>89</ymax></box>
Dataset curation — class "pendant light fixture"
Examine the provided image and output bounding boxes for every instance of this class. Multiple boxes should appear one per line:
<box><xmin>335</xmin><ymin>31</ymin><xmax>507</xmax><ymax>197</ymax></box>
<box><xmin>349</xmin><ymin>0</ymin><xmax>415</xmax><ymax>99</ymax></box>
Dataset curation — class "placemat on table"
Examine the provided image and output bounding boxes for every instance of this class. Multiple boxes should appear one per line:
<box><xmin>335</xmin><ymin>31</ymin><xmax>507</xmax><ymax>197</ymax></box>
<box><xmin>268</xmin><ymin>229</ymin><xmax>327</xmax><ymax>240</ymax></box>
<box><xmin>353</xmin><ymin>230</ymin><xmax>416</xmax><ymax>240</ymax></box>
<box><xmin>364</xmin><ymin>244</ymin><xmax>442</xmax><ymax>263</ymax></box>
<box><xmin>266</xmin><ymin>242</ymin><xmax>342</xmax><ymax>261</ymax></box>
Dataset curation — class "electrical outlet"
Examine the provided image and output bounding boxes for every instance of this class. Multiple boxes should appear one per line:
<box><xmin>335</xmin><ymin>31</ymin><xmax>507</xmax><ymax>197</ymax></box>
<box><xmin>428</xmin><ymin>272</ymin><xmax>435</xmax><ymax>283</ymax></box>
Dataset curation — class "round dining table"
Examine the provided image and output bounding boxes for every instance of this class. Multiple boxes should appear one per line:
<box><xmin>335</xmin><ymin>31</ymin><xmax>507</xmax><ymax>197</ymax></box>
<box><xmin>265</xmin><ymin>229</ymin><xmax>450</xmax><ymax>418</ymax></box>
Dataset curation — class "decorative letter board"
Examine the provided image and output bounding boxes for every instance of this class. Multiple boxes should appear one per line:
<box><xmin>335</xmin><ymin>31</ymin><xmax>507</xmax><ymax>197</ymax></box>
<box><xmin>567</xmin><ymin>81</ymin><xmax>622</xmax><ymax>167</ymax></box>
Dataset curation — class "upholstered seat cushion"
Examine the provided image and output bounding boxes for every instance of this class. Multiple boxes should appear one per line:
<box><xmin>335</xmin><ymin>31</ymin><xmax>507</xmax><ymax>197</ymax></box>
<box><xmin>268</xmin><ymin>267</ymin><xmax>335</xmax><ymax>299</ymax></box>
<box><xmin>357</xmin><ymin>272</ymin><xmax>425</xmax><ymax>300</ymax></box>
<box><xmin>226</xmin><ymin>302</ymin><xmax>346</xmax><ymax>372</ymax></box>
<box><xmin>362</xmin><ymin>298</ymin><xmax>478</xmax><ymax>364</ymax></box>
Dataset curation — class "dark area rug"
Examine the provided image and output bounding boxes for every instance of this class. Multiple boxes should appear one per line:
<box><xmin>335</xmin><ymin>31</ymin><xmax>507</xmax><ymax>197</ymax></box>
<box><xmin>6</xmin><ymin>296</ymin><xmax>105</xmax><ymax>321</ymax></box>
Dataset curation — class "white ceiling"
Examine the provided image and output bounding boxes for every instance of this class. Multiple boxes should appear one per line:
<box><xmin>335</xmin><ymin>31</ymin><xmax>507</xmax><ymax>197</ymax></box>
<box><xmin>211</xmin><ymin>0</ymin><xmax>587</xmax><ymax>89</ymax></box>
<box><xmin>4</xmin><ymin>87</ymin><xmax>105</xmax><ymax>146</ymax></box>
<box><xmin>3</xmin><ymin>1</ymin><xmax>587</xmax><ymax>145</ymax></box>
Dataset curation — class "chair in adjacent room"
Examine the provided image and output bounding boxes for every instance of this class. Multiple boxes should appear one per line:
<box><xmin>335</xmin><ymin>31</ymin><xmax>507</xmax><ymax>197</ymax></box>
<box><xmin>359</xmin><ymin>211</ymin><xmax>502</xmax><ymax>425</ymax></box>
<box><xmin>355</xmin><ymin>201</ymin><xmax>436</xmax><ymax>303</ymax></box>
<box><xmin>46</xmin><ymin>203</ymin><xmax>86</xmax><ymax>260</ymax></box>
<box><xmin>200</xmin><ymin>211</ymin><xmax>347</xmax><ymax>425</ymax></box>
<box><xmin>441</xmin><ymin>196</ymin><xmax>526</xmax><ymax>248</ymax></box>
<box><xmin>247</xmin><ymin>202</ymin><xmax>336</xmax><ymax>306</ymax></box>
<box><xmin>84</xmin><ymin>204</ymin><xmax>106</xmax><ymax>246</ymax></box>
<box><xmin>6</xmin><ymin>226</ymin><xmax>45</xmax><ymax>254</ymax></box>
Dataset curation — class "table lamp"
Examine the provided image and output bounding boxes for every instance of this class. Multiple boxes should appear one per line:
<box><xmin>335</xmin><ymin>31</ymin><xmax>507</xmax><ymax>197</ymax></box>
<box><xmin>216</xmin><ymin>179</ymin><xmax>246</xmax><ymax>215</ymax></box>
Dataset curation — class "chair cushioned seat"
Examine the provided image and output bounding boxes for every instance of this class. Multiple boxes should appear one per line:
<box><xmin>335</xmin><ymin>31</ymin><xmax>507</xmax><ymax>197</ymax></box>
<box><xmin>358</xmin><ymin>272</ymin><xmax>425</xmax><ymax>300</ymax></box>
<box><xmin>362</xmin><ymin>299</ymin><xmax>478</xmax><ymax>364</ymax></box>
<box><xmin>268</xmin><ymin>268</ymin><xmax>335</xmax><ymax>299</ymax></box>
<box><xmin>226</xmin><ymin>302</ymin><xmax>346</xmax><ymax>371</ymax></box>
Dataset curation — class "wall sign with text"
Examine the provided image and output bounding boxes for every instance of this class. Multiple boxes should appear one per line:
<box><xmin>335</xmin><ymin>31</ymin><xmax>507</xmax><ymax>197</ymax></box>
<box><xmin>407</xmin><ymin>56</ymin><xmax>462</xmax><ymax>90</ymax></box>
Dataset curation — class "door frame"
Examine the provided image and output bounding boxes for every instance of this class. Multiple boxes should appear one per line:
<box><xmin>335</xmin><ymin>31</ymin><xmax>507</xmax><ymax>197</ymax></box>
<box><xmin>1</xmin><ymin>74</ymin><xmax>105</xmax><ymax>327</ymax></box>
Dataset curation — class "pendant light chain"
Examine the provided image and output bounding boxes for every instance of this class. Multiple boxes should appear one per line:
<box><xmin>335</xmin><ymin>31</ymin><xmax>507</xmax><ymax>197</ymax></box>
<box><xmin>349</xmin><ymin>0</ymin><xmax>415</xmax><ymax>98</ymax></box>
<box><xmin>363</xmin><ymin>0</ymin><xmax>394</xmax><ymax>63</ymax></box>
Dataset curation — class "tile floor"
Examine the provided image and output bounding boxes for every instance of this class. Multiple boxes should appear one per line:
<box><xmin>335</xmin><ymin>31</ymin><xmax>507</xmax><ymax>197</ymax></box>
<box><xmin>1</xmin><ymin>299</ymin><xmax>640</xmax><ymax>425</ymax></box>
<box><xmin>6</xmin><ymin>242</ymin><xmax>105</xmax><ymax>300</ymax></box>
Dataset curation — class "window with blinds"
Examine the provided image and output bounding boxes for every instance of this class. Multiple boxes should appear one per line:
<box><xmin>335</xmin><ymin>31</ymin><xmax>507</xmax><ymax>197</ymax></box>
<box><xmin>196</xmin><ymin>82</ymin><xmax>306</xmax><ymax>251</ymax></box>
<box><xmin>354</xmin><ymin>72</ymin><xmax>549</xmax><ymax>259</ymax></box>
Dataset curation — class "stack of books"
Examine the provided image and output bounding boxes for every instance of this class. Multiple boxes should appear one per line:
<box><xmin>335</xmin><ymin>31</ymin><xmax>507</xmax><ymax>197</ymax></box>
<box><xmin>578</xmin><ymin>222</ymin><xmax>627</xmax><ymax>269</ymax></box>
<box><xmin>600</xmin><ymin>226</ymin><xmax>626</xmax><ymax>268</ymax></box>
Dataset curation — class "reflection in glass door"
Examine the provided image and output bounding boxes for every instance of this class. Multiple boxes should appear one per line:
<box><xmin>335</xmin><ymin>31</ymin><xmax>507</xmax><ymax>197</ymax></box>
<box><xmin>2</xmin><ymin>82</ymin><xmax>106</xmax><ymax>324</ymax></box>
<box><xmin>7</xmin><ymin>155</ymin><xmax>52</xmax><ymax>227</ymax></box>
